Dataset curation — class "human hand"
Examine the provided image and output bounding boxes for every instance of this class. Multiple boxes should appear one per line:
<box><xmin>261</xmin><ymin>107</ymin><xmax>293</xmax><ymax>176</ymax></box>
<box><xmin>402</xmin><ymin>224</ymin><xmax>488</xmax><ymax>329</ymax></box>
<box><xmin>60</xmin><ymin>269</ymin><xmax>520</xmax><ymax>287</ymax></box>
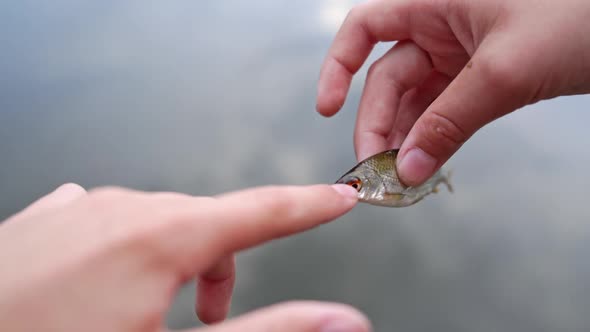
<box><xmin>0</xmin><ymin>183</ymin><xmax>370</xmax><ymax>332</ymax></box>
<box><xmin>317</xmin><ymin>0</ymin><xmax>590</xmax><ymax>185</ymax></box>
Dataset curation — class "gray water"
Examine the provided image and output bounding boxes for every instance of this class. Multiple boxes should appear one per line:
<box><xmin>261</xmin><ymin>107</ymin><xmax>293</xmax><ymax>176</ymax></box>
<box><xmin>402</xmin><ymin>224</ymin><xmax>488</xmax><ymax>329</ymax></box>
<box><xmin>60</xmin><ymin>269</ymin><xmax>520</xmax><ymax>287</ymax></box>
<box><xmin>2</xmin><ymin>1</ymin><xmax>590</xmax><ymax>331</ymax></box>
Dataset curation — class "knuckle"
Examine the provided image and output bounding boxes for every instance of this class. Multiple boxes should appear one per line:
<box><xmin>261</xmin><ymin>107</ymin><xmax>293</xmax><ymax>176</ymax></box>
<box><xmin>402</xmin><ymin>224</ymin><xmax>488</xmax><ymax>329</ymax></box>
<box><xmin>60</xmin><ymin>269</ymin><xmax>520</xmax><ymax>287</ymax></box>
<box><xmin>367</xmin><ymin>60</ymin><xmax>379</xmax><ymax>77</ymax></box>
<box><xmin>366</xmin><ymin>60</ymin><xmax>384</xmax><ymax>81</ymax></box>
<box><xmin>57</xmin><ymin>182</ymin><xmax>86</xmax><ymax>193</ymax></box>
<box><xmin>366</xmin><ymin>56</ymin><xmax>391</xmax><ymax>78</ymax></box>
<box><xmin>84</xmin><ymin>186</ymin><xmax>156</xmax><ymax>237</ymax></box>
<box><xmin>76</xmin><ymin>187</ymin><xmax>189</xmax><ymax>271</ymax></box>
<box><xmin>345</xmin><ymin>3</ymin><xmax>371</xmax><ymax>36</ymax></box>
<box><xmin>367</xmin><ymin>59</ymin><xmax>405</xmax><ymax>92</ymax></box>
<box><xmin>346</xmin><ymin>4</ymin><xmax>362</xmax><ymax>22</ymax></box>
<box><xmin>419</xmin><ymin>111</ymin><xmax>469</xmax><ymax>154</ymax></box>
<box><xmin>126</xmin><ymin>223</ymin><xmax>166</xmax><ymax>252</ymax></box>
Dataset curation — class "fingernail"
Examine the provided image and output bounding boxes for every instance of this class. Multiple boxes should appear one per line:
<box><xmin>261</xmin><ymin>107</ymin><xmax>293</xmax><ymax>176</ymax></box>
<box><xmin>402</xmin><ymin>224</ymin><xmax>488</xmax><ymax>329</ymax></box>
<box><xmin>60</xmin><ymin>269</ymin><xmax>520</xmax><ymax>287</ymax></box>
<box><xmin>321</xmin><ymin>319</ymin><xmax>367</xmax><ymax>332</ymax></box>
<box><xmin>397</xmin><ymin>148</ymin><xmax>437</xmax><ymax>185</ymax></box>
<box><xmin>331</xmin><ymin>184</ymin><xmax>359</xmax><ymax>200</ymax></box>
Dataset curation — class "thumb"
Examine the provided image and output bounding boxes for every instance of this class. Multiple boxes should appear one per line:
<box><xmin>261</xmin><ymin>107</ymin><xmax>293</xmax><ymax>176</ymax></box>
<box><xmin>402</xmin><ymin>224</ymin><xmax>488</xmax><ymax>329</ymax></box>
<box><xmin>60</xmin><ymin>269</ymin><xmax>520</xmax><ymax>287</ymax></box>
<box><xmin>396</xmin><ymin>36</ymin><xmax>537</xmax><ymax>186</ymax></box>
<box><xmin>184</xmin><ymin>301</ymin><xmax>371</xmax><ymax>332</ymax></box>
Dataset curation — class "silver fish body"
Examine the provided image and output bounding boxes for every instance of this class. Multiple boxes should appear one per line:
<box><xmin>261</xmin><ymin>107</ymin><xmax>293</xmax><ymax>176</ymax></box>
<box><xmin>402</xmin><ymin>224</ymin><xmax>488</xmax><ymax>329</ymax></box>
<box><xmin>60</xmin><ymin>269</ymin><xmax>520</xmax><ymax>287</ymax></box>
<box><xmin>335</xmin><ymin>149</ymin><xmax>452</xmax><ymax>207</ymax></box>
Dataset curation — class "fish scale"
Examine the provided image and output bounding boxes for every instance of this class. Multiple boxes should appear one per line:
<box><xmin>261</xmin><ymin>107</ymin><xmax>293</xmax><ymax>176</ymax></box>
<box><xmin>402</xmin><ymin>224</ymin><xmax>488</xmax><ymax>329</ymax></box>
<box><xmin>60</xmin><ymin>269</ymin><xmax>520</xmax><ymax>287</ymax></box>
<box><xmin>335</xmin><ymin>149</ymin><xmax>453</xmax><ymax>207</ymax></box>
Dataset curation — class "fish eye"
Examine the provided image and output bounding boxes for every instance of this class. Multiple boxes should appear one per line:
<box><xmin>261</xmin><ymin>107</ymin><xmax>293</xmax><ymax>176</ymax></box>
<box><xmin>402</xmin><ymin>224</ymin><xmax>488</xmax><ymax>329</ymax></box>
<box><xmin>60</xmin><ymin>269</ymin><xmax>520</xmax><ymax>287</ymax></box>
<box><xmin>345</xmin><ymin>177</ymin><xmax>362</xmax><ymax>191</ymax></box>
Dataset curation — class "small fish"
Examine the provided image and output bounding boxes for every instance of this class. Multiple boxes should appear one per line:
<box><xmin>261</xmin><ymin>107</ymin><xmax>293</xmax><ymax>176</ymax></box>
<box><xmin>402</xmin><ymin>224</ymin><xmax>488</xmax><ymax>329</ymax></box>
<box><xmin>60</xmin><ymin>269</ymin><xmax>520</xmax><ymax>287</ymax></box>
<box><xmin>335</xmin><ymin>149</ymin><xmax>453</xmax><ymax>207</ymax></box>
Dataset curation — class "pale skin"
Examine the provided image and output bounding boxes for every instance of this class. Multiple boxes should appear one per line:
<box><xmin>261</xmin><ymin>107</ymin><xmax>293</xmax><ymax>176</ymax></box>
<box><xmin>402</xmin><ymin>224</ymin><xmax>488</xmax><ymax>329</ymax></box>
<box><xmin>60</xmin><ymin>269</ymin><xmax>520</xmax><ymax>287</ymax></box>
<box><xmin>0</xmin><ymin>183</ymin><xmax>369</xmax><ymax>332</ymax></box>
<box><xmin>317</xmin><ymin>0</ymin><xmax>590</xmax><ymax>186</ymax></box>
<box><xmin>3</xmin><ymin>0</ymin><xmax>590</xmax><ymax>331</ymax></box>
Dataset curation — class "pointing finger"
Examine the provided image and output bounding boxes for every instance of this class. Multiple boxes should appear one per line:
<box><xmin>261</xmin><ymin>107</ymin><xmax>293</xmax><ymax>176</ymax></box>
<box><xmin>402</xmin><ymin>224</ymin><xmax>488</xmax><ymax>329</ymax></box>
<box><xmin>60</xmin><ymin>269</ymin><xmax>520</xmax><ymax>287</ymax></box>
<box><xmin>208</xmin><ymin>185</ymin><xmax>357</xmax><ymax>255</ymax></box>
<box><xmin>81</xmin><ymin>185</ymin><xmax>357</xmax><ymax>281</ymax></box>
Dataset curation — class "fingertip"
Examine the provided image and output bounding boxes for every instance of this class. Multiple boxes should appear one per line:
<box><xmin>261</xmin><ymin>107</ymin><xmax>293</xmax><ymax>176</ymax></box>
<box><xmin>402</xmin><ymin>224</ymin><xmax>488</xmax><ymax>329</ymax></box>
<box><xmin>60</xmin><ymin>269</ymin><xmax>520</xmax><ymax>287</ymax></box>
<box><xmin>396</xmin><ymin>147</ymin><xmax>438</xmax><ymax>186</ymax></box>
<box><xmin>197</xmin><ymin>304</ymin><xmax>229</xmax><ymax>325</ymax></box>
<box><xmin>315</xmin><ymin>102</ymin><xmax>339</xmax><ymax>118</ymax></box>
<box><xmin>316</xmin><ymin>58</ymin><xmax>351</xmax><ymax>117</ymax></box>
<box><xmin>196</xmin><ymin>256</ymin><xmax>235</xmax><ymax>325</ymax></box>
<box><xmin>316</xmin><ymin>90</ymin><xmax>345</xmax><ymax>118</ymax></box>
<box><xmin>196</xmin><ymin>277</ymin><xmax>234</xmax><ymax>325</ymax></box>
<box><xmin>316</xmin><ymin>185</ymin><xmax>358</xmax><ymax>224</ymax></box>
<box><xmin>293</xmin><ymin>185</ymin><xmax>357</xmax><ymax>222</ymax></box>
<box><xmin>331</xmin><ymin>184</ymin><xmax>359</xmax><ymax>203</ymax></box>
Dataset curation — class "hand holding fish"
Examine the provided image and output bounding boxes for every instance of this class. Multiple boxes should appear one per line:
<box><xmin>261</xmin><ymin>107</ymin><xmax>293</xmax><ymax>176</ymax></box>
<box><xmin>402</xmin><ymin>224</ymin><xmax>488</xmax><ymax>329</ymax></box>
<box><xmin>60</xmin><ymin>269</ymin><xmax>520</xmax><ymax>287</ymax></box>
<box><xmin>0</xmin><ymin>183</ymin><xmax>368</xmax><ymax>332</ymax></box>
<box><xmin>317</xmin><ymin>0</ymin><xmax>590</xmax><ymax>186</ymax></box>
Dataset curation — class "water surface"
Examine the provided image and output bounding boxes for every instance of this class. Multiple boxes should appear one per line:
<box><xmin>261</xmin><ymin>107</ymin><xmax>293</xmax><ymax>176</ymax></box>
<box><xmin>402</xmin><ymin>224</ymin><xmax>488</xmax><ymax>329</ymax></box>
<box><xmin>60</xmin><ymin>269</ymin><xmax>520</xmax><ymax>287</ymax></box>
<box><xmin>1</xmin><ymin>1</ymin><xmax>590</xmax><ymax>331</ymax></box>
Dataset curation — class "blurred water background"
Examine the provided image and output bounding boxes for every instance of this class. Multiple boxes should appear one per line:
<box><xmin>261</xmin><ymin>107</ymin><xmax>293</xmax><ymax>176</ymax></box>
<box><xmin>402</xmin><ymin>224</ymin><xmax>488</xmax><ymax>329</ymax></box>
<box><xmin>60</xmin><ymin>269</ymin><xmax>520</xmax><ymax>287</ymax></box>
<box><xmin>2</xmin><ymin>1</ymin><xmax>590</xmax><ymax>331</ymax></box>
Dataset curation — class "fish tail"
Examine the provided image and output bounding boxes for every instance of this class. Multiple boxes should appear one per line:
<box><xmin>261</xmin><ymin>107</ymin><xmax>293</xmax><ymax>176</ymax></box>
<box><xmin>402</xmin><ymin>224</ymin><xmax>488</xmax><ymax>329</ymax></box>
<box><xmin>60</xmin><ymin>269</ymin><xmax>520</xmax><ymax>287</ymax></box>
<box><xmin>442</xmin><ymin>169</ymin><xmax>454</xmax><ymax>193</ymax></box>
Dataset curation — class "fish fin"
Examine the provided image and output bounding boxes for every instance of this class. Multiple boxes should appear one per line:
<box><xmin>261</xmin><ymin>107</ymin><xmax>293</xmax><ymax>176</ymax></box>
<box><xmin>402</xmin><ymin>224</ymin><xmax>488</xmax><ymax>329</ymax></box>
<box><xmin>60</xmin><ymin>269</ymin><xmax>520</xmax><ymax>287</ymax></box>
<box><xmin>443</xmin><ymin>169</ymin><xmax>454</xmax><ymax>193</ymax></box>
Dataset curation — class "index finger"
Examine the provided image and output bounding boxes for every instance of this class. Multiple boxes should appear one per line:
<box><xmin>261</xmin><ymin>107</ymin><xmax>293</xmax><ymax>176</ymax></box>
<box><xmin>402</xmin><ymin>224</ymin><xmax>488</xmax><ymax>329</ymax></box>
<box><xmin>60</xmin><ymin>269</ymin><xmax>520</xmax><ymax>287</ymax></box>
<box><xmin>208</xmin><ymin>184</ymin><xmax>357</xmax><ymax>255</ymax></box>
<box><xmin>139</xmin><ymin>185</ymin><xmax>358</xmax><ymax>277</ymax></box>
<box><xmin>316</xmin><ymin>0</ymin><xmax>413</xmax><ymax>117</ymax></box>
